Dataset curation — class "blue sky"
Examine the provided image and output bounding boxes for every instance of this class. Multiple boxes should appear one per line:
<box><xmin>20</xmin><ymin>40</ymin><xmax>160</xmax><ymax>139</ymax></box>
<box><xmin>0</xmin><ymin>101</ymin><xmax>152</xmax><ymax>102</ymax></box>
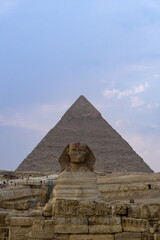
<box><xmin>0</xmin><ymin>0</ymin><xmax>160</xmax><ymax>172</ymax></box>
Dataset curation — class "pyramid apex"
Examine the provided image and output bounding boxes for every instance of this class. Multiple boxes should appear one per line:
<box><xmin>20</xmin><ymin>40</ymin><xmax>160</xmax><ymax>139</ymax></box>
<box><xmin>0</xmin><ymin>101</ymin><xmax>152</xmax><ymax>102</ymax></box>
<box><xmin>78</xmin><ymin>95</ymin><xmax>87</xmax><ymax>99</ymax></box>
<box><xmin>61</xmin><ymin>95</ymin><xmax>101</xmax><ymax>120</ymax></box>
<box><xmin>76</xmin><ymin>95</ymin><xmax>89</xmax><ymax>103</ymax></box>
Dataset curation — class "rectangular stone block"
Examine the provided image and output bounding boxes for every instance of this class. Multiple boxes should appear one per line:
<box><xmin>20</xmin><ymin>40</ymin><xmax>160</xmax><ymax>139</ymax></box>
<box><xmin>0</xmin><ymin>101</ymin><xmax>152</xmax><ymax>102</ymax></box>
<box><xmin>113</xmin><ymin>204</ymin><xmax>128</xmax><ymax>216</ymax></box>
<box><xmin>89</xmin><ymin>225</ymin><xmax>122</xmax><ymax>234</ymax></box>
<box><xmin>122</xmin><ymin>218</ymin><xmax>148</xmax><ymax>232</ymax></box>
<box><xmin>9</xmin><ymin>232</ymin><xmax>27</xmax><ymax>240</ymax></box>
<box><xmin>32</xmin><ymin>220</ymin><xmax>54</xmax><ymax>232</ymax></box>
<box><xmin>95</xmin><ymin>202</ymin><xmax>112</xmax><ymax>216</ymax></box>
<box><xmin>10</xmin><ymin>217</ymin><xmax>32</xmax><ymax>226</ymax></box>
<box><xmin>29</xmin><ymin>231</ymin><xmax>55</xmax><ymax>239</ymax></box>
<box><xmin>31</xmin><ymin>220</ymin><xmax>54</xmax><ymax>238</ymax></box>
<box><xmin>0</xmin><ymin>227</ymin><xmax>9</xmax><ymax>239</ymax></box>
<box><xmin>0</xmin><ymin>212</ymin><xmax>7</xmax><ymax>226</ymax></box>
<box><xmin>115</xmin><ymin>232</ymin><xmax>141</xmax><ymax>240</ymax></box>
<box><xmin>55</xmin><ymin>205</ymin><xmax>77</xmax><ymax>216</ymax></box>
<box><xmin>54</xmin><ymin>224</ymin><xmax>88</xmax><ymax>234</ymax></box>
<box><xmin>142</xmin><ymin>233</ymin><xmax>157</xmax><ymax>240</ymax></box>
<box><xmin>152</xmin><ymin>234</ymin><xmax>160</xmax><ymax>240</ymax></box>
<box><xmin>54</xmin><ymin>217</ymin><xmax>88</xmax><ymax>225</ymax></box>
<box><xmin>77</xmin><ymin>201</ymin><xmax>96</xmax><ymax>216</ymax></box>
<box><xmin>89</xmin><ymin>216</ymin><xmax>121</xmax><ymax>225</ymax></box>
<box><xmin>70</xmin><ymin>234</ymin><xmax>114</xmax><ymax>240</ymax></box>
<box><xmin>29</xmin><ymin>210</ymin><xmax>44</xmax><ymax>218</ymax></box>
<box><xmin>10</xmin><ymin>226</ymin><xmax>31</xmax><ymax>234</ymax></box>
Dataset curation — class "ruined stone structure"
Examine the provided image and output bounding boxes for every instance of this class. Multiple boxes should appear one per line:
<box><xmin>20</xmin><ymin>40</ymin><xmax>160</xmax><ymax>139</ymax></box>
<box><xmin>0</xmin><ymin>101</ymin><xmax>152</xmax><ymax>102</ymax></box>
<box><xmin>16</xmin><ymin>95</ymin><xmax>153</xmax><ymax>173</ymax></box>
<box><xmin>1</xmin><ymin>143</ymin><xmax>160</xmax><ymax>240</ymax></box>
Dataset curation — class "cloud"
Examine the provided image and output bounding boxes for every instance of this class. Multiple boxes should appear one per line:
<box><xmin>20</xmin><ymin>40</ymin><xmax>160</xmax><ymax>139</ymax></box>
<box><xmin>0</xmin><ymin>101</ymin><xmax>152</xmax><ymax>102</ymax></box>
<box><xmin>0</xmin><ymin>101</ymin><xmax>70</xmax><ymax>133</ymax></box>
<box><xmin>130</xmin><ymin>96</ymin><xmax>145</xmax><ymax>108</ymax></box>
<box><xmin>146</xmin><ymin>103</ymin><xmax>160</xmax><ymax>109</ymax></box>
<box><xmin>0</xmin><ymin>115</ymin><xmax>44</xmax><ymax>132</ymax></box>
<box><xmin>115</xmin><ymin>119</ymin><xmax>125</xmax><ymax>127</ymax></box>
<box><xmin>103</xmin><ymin>82</ymin><xmax>148</xmax><ymax>99</ymax></box>
<box><xmin>153</xmin><ymin>73</ymin><xmax>160</xmax><ymax>80</ymax></box>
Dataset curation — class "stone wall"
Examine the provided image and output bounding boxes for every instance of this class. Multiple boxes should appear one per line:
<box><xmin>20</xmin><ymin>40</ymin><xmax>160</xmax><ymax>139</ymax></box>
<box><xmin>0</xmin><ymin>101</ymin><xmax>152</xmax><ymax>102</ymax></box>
<box><xmin>4</xmin><ymin>199</ymin><xmax>160</xmax><ymax>240</ymax></box>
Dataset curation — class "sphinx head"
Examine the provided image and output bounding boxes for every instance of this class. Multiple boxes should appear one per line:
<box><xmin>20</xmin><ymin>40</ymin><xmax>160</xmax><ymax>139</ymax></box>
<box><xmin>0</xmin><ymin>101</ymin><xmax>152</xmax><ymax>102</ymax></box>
<box><xmin>59</xmin><ymin>142</ymin><xmax>95</xmax><ymax>172</ymax></box>
<box><xmin>67</xmin><ymin>142</ymin><xmax>87</xmax><ymax>164</ymax></box>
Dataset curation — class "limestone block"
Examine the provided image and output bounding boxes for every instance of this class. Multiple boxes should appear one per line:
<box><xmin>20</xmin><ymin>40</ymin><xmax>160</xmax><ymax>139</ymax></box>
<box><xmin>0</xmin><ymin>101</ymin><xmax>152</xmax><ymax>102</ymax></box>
<box><xmin>0</xmin><ymin>211</ymin><xmax>7</xmax><ymax>226</ymax></box>
<box><xmin>53</xmin><ymin>199</ymin><xmax>78</xmax><ymax>216</ymax></box>
<box><xmin>30</xmin><ymin>220</ymin><xmax>54</xmax><ymax>239</ymax></box>
<box><xmin>10</xmin><ymin>226</ymin><xmax>31</xmax><ymax>234</ymax></box>
<box><xmin>89</xmin><ymin>216</ymin><xmax>122</xmax><ymax>233</ymax></box>
<box><xmin>95</xmin><ymin>201</ymin><xmax>112</xmax><ymax>216</ymax></box>
<box><xmin>89</xmin><ymin>216</ymin><xmax>121</xmax><ymax>225</ymax></box>
<box><xmin>29</xmin><ymin>231</ymin><xmax>54</xmax><ymax>239</ymax></box>
<box><xmin>32</xmin><ymin>219</ymin><xmax>54</xmax><ymax>232</ymax></box>
<box><xmin>115</xmin><ymin>232</ymin><xmax>141</xmax><ymax>240</ymax></box>
<box><xmin>9</xmin><ymin>232</ymin><xmax>27</xmax><ymax>240</ymax></box>
<box><xmin>0</xmin><ymin>186</ymin><xmax>36</xmax><ymax>201</ymax></box>
<box><xmin>128</xmin><ymin>205</ymin><xmax>139</xmax><ymax>218</ymax></box>
<box><xmin>29</xmin><ymin>210</ymin><xmax>44</xmax><ymax>218</ymax></box>
<box><xmin>54</xmin><ymin>217</ymin><xmax>88</xmax><ymax>225</ymax></box>
<box><xmin>54</xmin><ymin>205</ymin><xmax>77</xmax><ymax>216</ymax></box>
<box><xmin>70</xmin><ymin>234</ymin><xmax>114</xmax><ymax>240</ymax></box>
<box><xmin>54</xmin><ymin>216</ymin><xmax>88</xmax><ymax>233</ymax></box>
<box><xmin>122</xmin><ymin>218</ymin><xmax>148</xmax><ymax>232</ymax></box>
<box><xmin>77</xmin><ymin>201</ymin><xmax>95</xmax><ymax>216</ymax></box>
<box><xmin>141</xmin><ymin>232</ymin><xmax>154</xmax><ymax>240</ymax></box>
<box><xmin>2</xmin><ymin>201</ymin><xmax>16</xmax><ymax>209</ymax></box>
<box><xmin>54</xmin><ymin>224</ymin><xmax>88</xmax><ymax>234</ymax></box>
<box><xmin>139</xmin><ymin>205</ymin><xmax>150</xmax><ymax>219</ymax></box>
<box><xmin>53</xmin><ymin>234</ymin><xmax>69</xmax><ymax>240</ymax></box>
<box><xmin>15</xmin><ymin>201</ymin><xmax>29</xmax><ymax>210</ymax></box>
<box><xmin>148</xmin><ymin>204</ymin><xmax>160</xmax><ymax>218</ymax></box>
<box><xmin>89</xmin><ymin>225</ymin><xmax>122</xmax><ymax>234</ymax></box>
<box><xmin>153</xmin><ymin>234</ymin><xmax>160</xmax><ymax>240</ymax></box>
<box><xmin>0</xmin><ymin>227</ymin><xmax>9</xmax><ymax>239</ymax></box>
<box><xmin>10</xmin><ymin>217</ymin><xmax>32</xmax><ymax>226</ymax></box>
<box><xmin>55</xmin><ymin>199</ymin><xmax>79</xmax><ymax>207</ymax></box>
<box><xmin>113</xmin><ymin>204</ymin><xmax>128</xmax><ymax>216</ymax></box>
<box><xmin>44</xmin><ymin>203</ymin><xmax>52</xmax><ymax>216</ymax></box>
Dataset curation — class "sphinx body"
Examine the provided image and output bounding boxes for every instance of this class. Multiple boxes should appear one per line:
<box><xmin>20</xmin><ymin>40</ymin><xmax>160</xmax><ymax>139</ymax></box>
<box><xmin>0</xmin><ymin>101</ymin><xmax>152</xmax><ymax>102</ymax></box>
<box><xmin>53</xmin><ymin>142</ymin><xmax>102</xmax><ymax>201</ymax></box>
<box><xmin>44</xmin><ymin>143</ymin><xmax>102</xmax><ymax>215</ymax></box>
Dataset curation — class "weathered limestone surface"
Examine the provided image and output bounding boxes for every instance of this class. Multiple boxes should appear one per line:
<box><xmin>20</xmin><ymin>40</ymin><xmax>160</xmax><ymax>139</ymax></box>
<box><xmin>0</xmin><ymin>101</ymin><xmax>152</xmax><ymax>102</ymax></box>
<box><xmin>2</xmin><ymin>198</ymin><xmax>160</xmax><ymax>240</ymax></box>
<box><xmin>53</xmin><ymin>170</ymin><xmax>102</xmax><ymax>201</ymax></box>
<box><xmin>2</xmin><ymin>146</ymin><xmax>160</xmax><ymax>240</ymax></box>
<box><xmin>70</xmin><ymin>234</ymin><xmax>114</xmax><ymax>240</ymax></box>
<box><xmin>44</xmin><ymin>142</ymin><xmax>103</xmax><ymax>220</ymax></box>
<box><xmin>0</xmin><ymin>186</ymin><xmax>40</xmax><ymax>211</ymax></box>
<box><xmin>97</xmin><ymin>172</ymin><xmax>160</xmax><ymax>202</ymax></box>
<box><xmin>115</xmin><ymin>232</ymin><xmax>141</xmax><ymax>240</ymax></box>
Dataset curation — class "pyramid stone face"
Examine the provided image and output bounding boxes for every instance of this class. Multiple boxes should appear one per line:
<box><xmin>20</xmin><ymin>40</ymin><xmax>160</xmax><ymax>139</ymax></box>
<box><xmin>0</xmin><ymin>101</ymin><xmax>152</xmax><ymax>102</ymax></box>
<box><xmin>16</xmin><ymin>95</ymin><xmax>153</xmax><ymax>173</ymax></box>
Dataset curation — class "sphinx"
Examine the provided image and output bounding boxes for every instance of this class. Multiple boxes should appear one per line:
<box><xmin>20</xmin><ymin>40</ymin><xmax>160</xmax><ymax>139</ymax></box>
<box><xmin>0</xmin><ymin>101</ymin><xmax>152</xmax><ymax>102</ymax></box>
<box><xmin>44</xmin><ymin>142</ymin><xmax>103</xmax><ymax>216</ymax></box>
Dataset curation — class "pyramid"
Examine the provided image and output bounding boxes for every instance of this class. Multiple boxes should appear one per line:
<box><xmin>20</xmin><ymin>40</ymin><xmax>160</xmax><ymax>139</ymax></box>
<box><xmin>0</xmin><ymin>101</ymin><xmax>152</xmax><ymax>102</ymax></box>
<box><xmin>16</xmin><ymin>95</ymin><xmax>153</xmax><ymax>173</ymax></box>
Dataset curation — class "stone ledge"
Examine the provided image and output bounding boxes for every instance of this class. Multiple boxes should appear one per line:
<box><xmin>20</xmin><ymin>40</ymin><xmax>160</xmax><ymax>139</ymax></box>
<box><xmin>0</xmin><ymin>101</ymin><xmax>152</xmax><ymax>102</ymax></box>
<box><xmin>122</xmin><ymin>218</ymin><xmax>148</xmax><ymax>232</ymax></box>
<box><xmin>54</xmin><ymin>225</ymin><xmax>88</xmax><ymax>234</ymax></box>
<box><xmin>70</xmin><ymin>234</ymin><xmax>114</xmax><ymax>240</ymax></box>
<box><xmin>115</xmin><ymin>232</ymin><xmax>141</xmax><ymax>240</ymax></box>
<box><xmin>10</xmin><ymin>217</ymin><xmax>33</xmax><ymax>226</ymax></box>
<box><xmin>89</xmin><ymin>225</ymin><xmax>122</xmax><ymax>234</ymax></box>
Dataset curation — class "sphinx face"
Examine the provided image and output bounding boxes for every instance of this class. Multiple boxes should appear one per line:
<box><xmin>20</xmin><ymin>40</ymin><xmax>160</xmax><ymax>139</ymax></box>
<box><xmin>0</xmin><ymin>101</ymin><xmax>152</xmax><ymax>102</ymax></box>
<box><xmin>68</xmin><ymin>143</ymin><xmax>87</xmax><ymax>164</ymax></box>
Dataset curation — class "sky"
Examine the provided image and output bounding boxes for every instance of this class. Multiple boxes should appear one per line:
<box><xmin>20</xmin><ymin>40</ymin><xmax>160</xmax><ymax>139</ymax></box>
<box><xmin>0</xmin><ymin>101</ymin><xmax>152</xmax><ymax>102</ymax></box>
<box><xmin>0</xmin><ymin>0</ymin><xmax>160</xmax><ymax>172</ymax></box>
